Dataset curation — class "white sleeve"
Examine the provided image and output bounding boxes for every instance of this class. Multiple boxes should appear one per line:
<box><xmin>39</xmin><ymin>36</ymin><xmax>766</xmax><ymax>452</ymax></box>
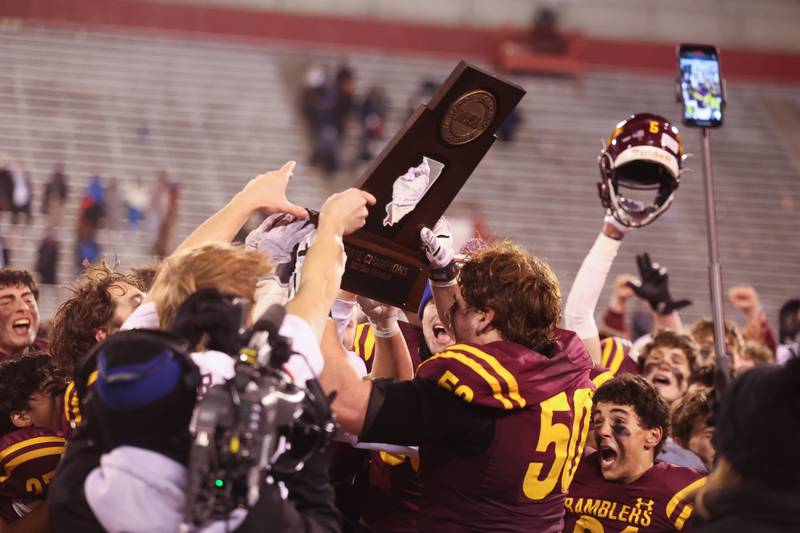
<box><xmin>331</xmin><ymin>298</ymin><xmax>358</xmax><ymax>343</ymax></box>
<box><xmin>345</xmin><ymin>349</ymin><xmax>368</xmax><ymax>378</ymax></box>
<box><xmin>120</xmin><ymin>301</ymin><xmax>159</xmax><ymax>331</ymax></box>
<box><xmin>280</xmin><ymin>314</ymin><xmax>324</xmax><ymax>385</ymax></box>
<box><xmin>564</xmin><ymin>233</ymin><xmax>621</xmax><ymax>340</ymax></box>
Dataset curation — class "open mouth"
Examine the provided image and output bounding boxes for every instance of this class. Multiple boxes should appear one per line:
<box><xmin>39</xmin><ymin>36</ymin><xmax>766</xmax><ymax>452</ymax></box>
<box><xmin>651</xmin><ymin>373</ymin><xmax>672</xmax><ymax>387</ymax></box>
<box><xmin>432</xmin><ymin>324</ymin><xmax>452</xmax><ymax>346</ymax></box>
<box><xmin>12</xmin><ymin>319</ymin><xmax>31</xmax><ymax>336</ymax></box>
<box><xmin>599</xmin><ymin>445</ymin><xmax>619</xmax><ymax>469</ymax></box>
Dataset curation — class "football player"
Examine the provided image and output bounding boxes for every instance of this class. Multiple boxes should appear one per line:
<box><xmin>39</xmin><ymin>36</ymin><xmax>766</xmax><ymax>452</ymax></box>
<box><xmin>564</xmin><ymin>374</ymin><xmax>706</xmax><ymax>532</ymax></box>
<box><xmin>0</xmin><ymin>269</ymin><xmax>43</xmax><ymax>360</ymax></box>
<box><xmin>638</xmin><ymin>330</ymin><xmax>698</xmax><ymax>407</ymax></box>
<box><xmin>47</xmin><ymin>260</ymin><xmax>146</xmax><ymax>432</ymax></box>
<box><xmin>321</xmin><ymin>239</ymin><xmax>595</xmax><ymax>532</ymax></box>
<box><xmin>671</xmin><ymin>390</ymin><xmax>715</xmax><ymax>471</ymax></box>
<box><xmin>0</xmin><ymin>354</ymin><xmax>67</xmax><ymax>527</ymax></box>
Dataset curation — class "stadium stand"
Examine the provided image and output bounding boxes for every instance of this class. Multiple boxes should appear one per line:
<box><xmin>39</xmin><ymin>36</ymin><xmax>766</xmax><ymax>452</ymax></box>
<box><xmin>0</xmin><ymin>24</ymin><xmax>797</xmax><ymax>323</ymax></box>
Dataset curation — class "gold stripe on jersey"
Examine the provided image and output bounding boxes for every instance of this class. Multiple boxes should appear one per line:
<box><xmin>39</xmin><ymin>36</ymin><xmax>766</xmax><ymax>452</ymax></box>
<box><xmin>0</xmin><ymin>436</ymin><xmax>64</xmax><ymax>463</ymax></box>
<box><xmin>87</xmin><ymin>370</ymin><xmax>98</xmax><ymax>387</ymax></box>
<box><xmin>354</xmin><ymin>323</ymin><xmax>375</xmax><ymax>362</ymax></box>
<box><xmin>418</xmin><ymin>351</ymin><xmax>515</xmax><ymax>409</ymax></box>
<box><xmin>451</xmin><ymin>344</ymin><xmax>526</xmax><ymax>408</ymax></box>
<box><xmin>600</xmin><ymin>338</ymin><xmax>625</xmax><ymax>375</ymax></box>
<box><xmin>592</xmin><ymin>369</ymin><xmax>614</xmax><ymax>388</ymax></box>
<box><xmin>64</xmin><ymin>381</ymin><xmax>77</xmax><ymax>423</ymax></box>
<box><xmin>666</xmin><ymin>476</ymin><xmax>707</xmax><ymax>530</ymax></box>
<box><xmin>0</xmin><ymin>445</ymin><xmax>65</xmax><ymax>483</ymax></box>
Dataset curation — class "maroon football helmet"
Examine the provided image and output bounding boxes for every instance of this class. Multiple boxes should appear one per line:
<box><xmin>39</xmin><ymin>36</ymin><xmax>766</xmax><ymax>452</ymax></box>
<box><xmin>598</xmin><ymin>113</ymin><xmax>684</xmax><ymax>228</ymax></box>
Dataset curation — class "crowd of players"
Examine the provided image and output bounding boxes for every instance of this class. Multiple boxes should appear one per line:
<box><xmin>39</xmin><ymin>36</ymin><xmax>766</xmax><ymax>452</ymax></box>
<box><xmin>0</xmin><ymin>112</ymin><xmax>797</xmax><ymax>533</ymax></box>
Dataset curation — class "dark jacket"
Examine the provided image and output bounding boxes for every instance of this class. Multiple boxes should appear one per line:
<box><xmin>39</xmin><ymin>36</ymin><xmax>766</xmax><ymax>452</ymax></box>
<box><xmin>695</xmin><ymin>480</ymin><xmax>800</xmax><ymax>533</ymax></box>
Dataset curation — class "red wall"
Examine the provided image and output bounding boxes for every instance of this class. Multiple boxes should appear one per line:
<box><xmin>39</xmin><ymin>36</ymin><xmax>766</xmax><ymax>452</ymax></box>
<box><xmin>2</xmin><ymin>0</ymin><xmax>799</xmax><ymax>84</ymax></box>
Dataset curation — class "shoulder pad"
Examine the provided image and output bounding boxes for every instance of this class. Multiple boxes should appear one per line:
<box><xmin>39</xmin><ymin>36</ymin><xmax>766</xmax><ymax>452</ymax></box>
<box><xmin>416</xmin><ymin>343</ymin><xmax>526</xmax><ymax>410</ymax></box>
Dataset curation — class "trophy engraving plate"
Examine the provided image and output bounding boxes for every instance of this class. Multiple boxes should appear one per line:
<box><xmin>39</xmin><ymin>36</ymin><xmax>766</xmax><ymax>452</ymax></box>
<box><xmin>441</xmin><ymin>90</ymin><xmax>497</xmax><ymax>146</ymax></box>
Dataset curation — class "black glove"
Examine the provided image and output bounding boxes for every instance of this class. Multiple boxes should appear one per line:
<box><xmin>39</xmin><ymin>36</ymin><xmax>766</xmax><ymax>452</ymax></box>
<box><xmin>627</xmin><ymin>253</ymin><xmax>692</xmax><ymax>315</ymax></box>
<box><xmin>170</xmin><ymin>288</ymin><xmax>245</xmax><ymax>355</ymax></box>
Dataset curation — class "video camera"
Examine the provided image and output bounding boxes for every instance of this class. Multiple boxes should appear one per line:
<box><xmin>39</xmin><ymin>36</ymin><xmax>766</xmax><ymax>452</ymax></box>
<box><xmin>181</xmin><ymin>302</ymin><xmax>336</xmax><ymax>530</ymax></box>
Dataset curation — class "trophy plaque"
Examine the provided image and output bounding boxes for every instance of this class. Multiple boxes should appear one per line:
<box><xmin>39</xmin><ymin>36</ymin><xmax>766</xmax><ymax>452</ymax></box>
<box><xmin>341</xmin><ymin>61</ymin><xmax>525</xmax><ymax>311</ymax></box>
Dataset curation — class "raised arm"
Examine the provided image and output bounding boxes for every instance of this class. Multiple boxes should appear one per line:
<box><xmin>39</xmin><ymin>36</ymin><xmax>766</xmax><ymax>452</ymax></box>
<box><xmin>285</xmin><ymin>188</ymin><xmax>375</xmax><ymax>343</ymax></box>
<box><xmin>356</xmin><ymin>296</ymin><xmax>414</xmax><ymax>381</ymax></box>
<box><xmin>175</xmin><ymin>161</ymin><xmax>308</xmax><ymax>254</ymax></box>
<box><xmin>564</xmin><ymin>217</ymin><xmax>628</xmax><ymax>364</ymax></box>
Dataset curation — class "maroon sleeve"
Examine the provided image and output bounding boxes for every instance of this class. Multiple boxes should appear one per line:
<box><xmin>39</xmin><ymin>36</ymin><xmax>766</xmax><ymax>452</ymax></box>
<box><xmin>0</xmin><ymin>428</ymin><xmax>65</xmax><ymax>522</ymax></box>
<box><xmin>601</xmin><ymin>307</ymin><xmax>628</xmax><ymax>338</ymax></box>
<box><xmin>762</xmin><ymin>318</ymin><xmax>778</xmax><ymax>355</ymax></box>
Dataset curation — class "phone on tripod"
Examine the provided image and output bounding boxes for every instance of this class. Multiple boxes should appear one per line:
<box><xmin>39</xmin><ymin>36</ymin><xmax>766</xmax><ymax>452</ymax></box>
<box><xmin>677</xmin><ymin>44</ymin><xmax>724</xmax><ymax>128</ymax></box>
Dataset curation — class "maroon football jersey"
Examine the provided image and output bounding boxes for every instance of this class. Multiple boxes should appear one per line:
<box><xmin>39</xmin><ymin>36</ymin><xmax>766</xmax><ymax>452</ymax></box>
<box><xmin>354</xmin><ymin>321</ymin><xmax>425</xmax><ymax>374</ymax></box>
<box><xmin>414</xmin><ymin>328</ymin><xmax>595</xmax><ymax>532</ymax></box>
<box><xmin>362</xmin><ymin>450</ymin><xmax>422</xmax><ymax>533</ymax></box>
<box><xmin>599</xmin><ymin>337</ymin><xmax>639</xmax><ymax>378</ymax></box>
<box><xmin>0</xmin><ymin>427</ymin><xmax>65</xmax><ymax>522</ymax></box>
<box><xmin>564</xmin><ymin>450</ymin><xmax>707</xmax><ymax>532</ymax></box>
<box><xmin>355</xmin><ymin>321</ymin><xmax>426</xmax><ymax>532</ymax></box>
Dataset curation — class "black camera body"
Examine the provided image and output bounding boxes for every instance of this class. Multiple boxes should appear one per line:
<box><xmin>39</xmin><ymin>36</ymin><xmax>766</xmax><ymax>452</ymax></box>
<box><xmin>182</xmin><ymin>305</ymin><xmax>336</xmax><ymax>529</ymax></box>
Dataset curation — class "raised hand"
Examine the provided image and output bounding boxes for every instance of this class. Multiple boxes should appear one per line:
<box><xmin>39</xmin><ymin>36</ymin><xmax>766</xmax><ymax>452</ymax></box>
<box><xmin>239</xmin><ymin>161</ymin><xmax>308</xmax><ymax>219</ymax></box>
<box><xmin>319</xmin><ymin>188</ymin><xmax>377</xmax><ymax>236</ymax></box>
<box><xmin>627</xmin><ymin>253</ymin><xmax>691</xmax><ymax>315</ymax></box>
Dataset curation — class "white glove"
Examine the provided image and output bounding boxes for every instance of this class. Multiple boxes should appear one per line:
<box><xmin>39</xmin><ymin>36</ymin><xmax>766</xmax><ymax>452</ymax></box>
<box><xmin>245</xmin><ymin>213</ymin><xmax>316</xmax><ymax>263</ymax></box>
<box><xmin>419</xmin><ymin>217</ymin><xmax>454</xmax><ymax>270</ymax></box>
<box><xmin>356</xmin><ymin>296</ymin><xmax>400</xmax><ymax>337</ymax></box>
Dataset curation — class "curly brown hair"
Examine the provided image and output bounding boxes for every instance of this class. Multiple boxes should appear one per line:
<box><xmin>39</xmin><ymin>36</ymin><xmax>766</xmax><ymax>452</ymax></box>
<box><xmin>638</xmin><ymin>330</ymin><xmax>700</xmax><ymax>375</ymax></box>
<box><xmin>671</xmin><ymin>389</ymin><xmax>713</xmax><ymax>446</ymax></box>
<box><xmin>458</xmin><ymin>241</ymin><xmax>561</xmax><ymax>351</ymax></box>
<box><xmin>48</xmin><ymin>260</ymin><xmax>145</xmax><ymax>374</ymax></box>
<box><xmin>594</xmin><ymin>374</ymin><xmax>671</xmax><ymax>455</ymax></box>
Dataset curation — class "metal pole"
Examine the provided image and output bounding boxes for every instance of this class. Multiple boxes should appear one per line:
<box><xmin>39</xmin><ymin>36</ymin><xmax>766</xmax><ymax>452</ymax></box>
<box><xmin>699</xmin><ymin>127</ymin><xmax>730</xmax><ymax>394</ymax></box>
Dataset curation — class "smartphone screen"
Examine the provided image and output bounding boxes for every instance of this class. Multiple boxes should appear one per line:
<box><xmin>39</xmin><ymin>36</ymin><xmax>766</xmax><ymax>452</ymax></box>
<box><xmin>679</xmin><ymin>45</ymin><xmax>723</xmax><ymax>127</ymax></box>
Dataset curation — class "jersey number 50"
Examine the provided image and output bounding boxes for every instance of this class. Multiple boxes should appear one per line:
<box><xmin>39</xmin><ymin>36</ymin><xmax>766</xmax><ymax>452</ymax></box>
<box><xmin>523</xmin><ymin>388</ymin><xmax>593</xmax><ymax>500</ymax></box>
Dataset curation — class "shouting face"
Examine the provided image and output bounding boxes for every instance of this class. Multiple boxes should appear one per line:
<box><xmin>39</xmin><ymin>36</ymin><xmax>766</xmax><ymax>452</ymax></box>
<box><xmin>421</xmin><ymin>300</ymin><xmax>453</xmax><ymax>354</ymax></box>
<box><xmin>592</xmin><ymin>402</ymin><xmax>662</xmax><ymax>484</ymax></box>
<box><xmin>0</xmin><ymin>284</ymin><xmax>39</xmax><ymax>357</ymax></box>
<box><xmin>641</xmin><ymin>345</ymin><xmax>691</xmax><ymax>405</ymax></box>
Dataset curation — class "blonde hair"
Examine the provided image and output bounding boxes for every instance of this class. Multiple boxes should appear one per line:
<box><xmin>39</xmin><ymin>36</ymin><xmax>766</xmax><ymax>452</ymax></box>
<box><xmin>148</xmin><ymin>243</ymin><xmax>274</xmax><ymax>329</ymax></box>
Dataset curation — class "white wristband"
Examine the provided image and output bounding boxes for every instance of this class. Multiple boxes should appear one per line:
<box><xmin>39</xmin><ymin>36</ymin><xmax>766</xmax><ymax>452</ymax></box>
<box><xmin>371</xmin><ymin>319</ymin><xmax>401</xmax><ymax>338</ymax></box>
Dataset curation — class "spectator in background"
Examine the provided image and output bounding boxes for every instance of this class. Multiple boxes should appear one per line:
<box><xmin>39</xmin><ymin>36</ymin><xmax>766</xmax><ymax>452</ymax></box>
<box><xmin>334</xmin><ymin>64</ymin><xmax>356</xmax><ymax>139</ymax></box>
<box><xmin>0</xmin><ymin>157</ymin><xmax>12</xmax><ymax>218</ymax></box>
<box><xmin>35</xmin><ymin>230</ymin><xmax>59</xmax><ymax>285</ymax></box>
<box><xmin>79</xmin><ymin>173</ymin><xmax>106</xmax><ymax>234</ymax></box>
<box><xmin>124</xmin><ymin>176</ymin><xmax>148</xmax><ymax>230</ymax></box>
<box><xmin>42</xmin><ymin>162</ymin><xmax>68</xmax><ymax>229</ymax></box>
<box><xmin>147</xmin><ymin>171</ymin><xmax>170</xmax><ymax>251</ymax></box>
<box><xmin>529</xmin><ymin>7</ymin><xmax>567</xmax><ymax>55</ymax></box>
<box><xmin>357</xmin><ymin>86</ymin><xmax>387</xmax><ymax>161</ymax></box>
<box><xmin>154</xmin><ymin>180</ymin><xmax>179</xmax><ymax>258</ymax></box>
<box><xmin>302</xmin><ymin>63</ymin><xmax>341</xmax><ymax>174</ymax></box>
<box><xmin>10</xmin><ymin>161</ymin><xmax>32</xmax><ymax>225</ymax></box>
<box><xmin>104</xmin><ymin>177</ymin><xmax>123</xmax><ymax>231</ymax></box>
